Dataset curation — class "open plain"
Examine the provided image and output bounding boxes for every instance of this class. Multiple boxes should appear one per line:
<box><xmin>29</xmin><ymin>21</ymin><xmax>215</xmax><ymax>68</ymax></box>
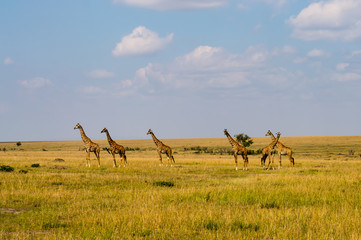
<box><xmin>1</xmin><ymin>136</ymin><xmax>361</xmax><ymax>239</ymax></box>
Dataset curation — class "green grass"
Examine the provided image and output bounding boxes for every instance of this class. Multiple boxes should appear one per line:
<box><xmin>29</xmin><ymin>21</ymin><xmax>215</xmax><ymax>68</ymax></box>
<box><xmin>0</xmin><ymin>136</ymin><xmax>361</xmax><ymax>239</ymax></box>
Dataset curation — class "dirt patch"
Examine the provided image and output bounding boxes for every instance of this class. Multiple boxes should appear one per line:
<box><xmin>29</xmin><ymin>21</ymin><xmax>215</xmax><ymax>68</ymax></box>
<box><xmin>53</xmin><ymin>158</ymin><xmax>65</xmax><ymax>162</ymax></box>
<box><xmin>49</xmin><ymin>165</ymin><xmax>69</xmax><ymax>170</ymax></box>
<box><xmin>0</xmin><ymin>208</ymin><xmax>26</xmax><ymax>214</ymax></box>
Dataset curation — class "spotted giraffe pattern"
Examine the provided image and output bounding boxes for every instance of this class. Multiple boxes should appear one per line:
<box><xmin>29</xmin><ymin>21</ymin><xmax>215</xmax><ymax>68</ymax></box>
<box><xmin>74</xmin><ymin>123</ymin><xmax>100</xmax><ymax>167</ymax></box>
<box><xmin>224</xmin><ymin>129</ymin><xmax>249</xmax><ymax>170</ymax></box>
<box><xmin>266</xmin><ymin>130</ymin><xmax>294</xmax><ymax>168</ymax></box>
<box><xmin>261</xmin><ymin>131</ymin><xmax>281</xmax><ymax>169</ymax></box>
<box><xmin>147</xmin><ymin>129</ymin><xmax>175</xmax><ymax>166</ymax></box>
<box><xmin>101</xmin><ymin>128</ymin><xmax>127</xmax><ymax>167</ymax></box>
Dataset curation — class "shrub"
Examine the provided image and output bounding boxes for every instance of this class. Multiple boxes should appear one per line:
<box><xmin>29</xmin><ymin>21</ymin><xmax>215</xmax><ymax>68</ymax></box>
<box><xmin>0</xmin><ymin>165</ymin><xmax>14</xmax><ymax>172</ymax></box>
<box><xmin>19</xmin><ymin>169</ymin><xmax>28</xmax><ymax>174</ymax></box>
<box><xmin>16</xmin><ymin>141</ymin><xmax>22</xmax><ymax>147</ymax></box>
<box><xmin>234</xmin><ymin>133</ymin><xmax>253</xmax><ymax>147</ymax></box>
<box><xmin>31</xmin><ymin>163</ymin><xmax>40</xmax><ymax>168</ymax></box>
<box><xmin>153</xmin><ymin>181</ymin><xmax>174</xmax><ymax>187</ymax></box>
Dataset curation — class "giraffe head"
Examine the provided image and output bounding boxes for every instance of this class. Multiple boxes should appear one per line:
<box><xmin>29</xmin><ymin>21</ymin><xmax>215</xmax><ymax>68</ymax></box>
<box><xmin>274</xmin><ymin>132</ymin><xmax>281</xmax><ymax>145</ymax></box>
<box><xmin>265</xmin><ymin>130</ymin><xmax>272</xmax><ymax>136</ymax></box>
<box><xmin>101</xmin><ymin>128</ymin><xmax>108</xmax><ymax>133</ymax></box>
<box><xmin>147</xmin><ymin>129</ymin><xmax>153</xmax><ymax>135</ymax></box>
<box><xmin>224</xmin><ymin>129</ymin><xmax>228</xmax><ymax>135</ymax></box>
<box><xmin>276</xmin><ymin>132</ymin><xmax>281</xmax><ymax>139</ymax></box>
<box><xmin>74</xmin><ymin>123</ymin><xmax>81</xmax><ymax>130</ymax></box>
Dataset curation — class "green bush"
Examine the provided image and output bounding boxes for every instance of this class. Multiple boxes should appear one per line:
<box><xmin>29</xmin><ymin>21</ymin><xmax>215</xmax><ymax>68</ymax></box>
<box><xmin>0</xmin><ymin>165</ymin><xmax>14</xmax><ymax>172</ymax></box>
<box><xmin>31</xmin><ymin>163</ymin><xmax>40</xmax><ymax>168</ymax></box>
<box><xmin>234</xmin><ymin>133</ymin><xmax>253</xmax><ymax>147</ymax></box>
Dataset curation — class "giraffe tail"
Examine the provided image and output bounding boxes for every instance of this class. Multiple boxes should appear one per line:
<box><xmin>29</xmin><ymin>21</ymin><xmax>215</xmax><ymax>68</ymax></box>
<box><xmin>172</xmin><ymin>156</ymin><xmax>175</xmax><ymax>163</ymax></box>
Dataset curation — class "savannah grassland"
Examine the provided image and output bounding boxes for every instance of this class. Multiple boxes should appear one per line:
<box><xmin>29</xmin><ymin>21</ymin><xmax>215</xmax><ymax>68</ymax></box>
<box><xmin>1</xmin><ymin>136</ymin><xmax>361</xmax><ymax>239</ymax></box>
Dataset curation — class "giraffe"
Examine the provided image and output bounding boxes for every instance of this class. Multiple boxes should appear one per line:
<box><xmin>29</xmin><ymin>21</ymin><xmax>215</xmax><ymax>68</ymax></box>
<box><xmin>146</xmin><ymin>129</ymin><xmax>175</xmax><ymax>166</ymax></box>
<box><xmin>261</xmin><ymin>130</ymin><xmax>280</xmax><ymax>168</ymax></box>
<box><xmin>261</xmin><ymin>131</ymin><xmax>281</xmax><ymax>170</ymax></box>
<box><xmin>101</xmin><ymin>128</ymin><xmax>127</xmax><ymax>168</ymax></box>
<box><xmin>266</xmin><ymin>130</ymin><xmax>295</xmax><ymax>168</ymax></box>
<box><xmin>224</xmin><ymin>129</ymin><xmax>249</xmax><ymax>170</ymax></box>
<box><xmin>74</xmin><ymin>123</ymin><xmax>100</xmax><ymax>167</ymax></box>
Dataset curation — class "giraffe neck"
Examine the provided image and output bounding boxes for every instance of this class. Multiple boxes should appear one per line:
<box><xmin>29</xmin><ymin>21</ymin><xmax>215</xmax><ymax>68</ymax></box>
<box><xmin>268</xmin><ymin>131</ymin><xmax>276</xmax><ymax>141</ymax></box>
<box><xmin>150</xmin><ymin>133</ymin><xmax>161</xmax><ymax>147</ymax></box>
<box><xmin>78</xmin><ymin>126</ymin><xmax>91</xmax><ymax>144</ymax></box>
<box><xmin>104</xmin><ymin>130</ymin><xmax>114</xmax><ymax>144</ymax></box>
<box><xmin>271</xmin><ymin>135</ymin><xmax>279</xmax><ymax>148</ymax></box>
<box><xmin>225</xmin><ymin>131</ymin><xmax>238</xmax><ymax>147</ymax></box>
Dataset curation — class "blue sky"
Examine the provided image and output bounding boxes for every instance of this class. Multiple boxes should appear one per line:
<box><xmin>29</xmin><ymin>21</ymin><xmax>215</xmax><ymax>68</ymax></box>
<box><xmin>1</xmin><ymin>0</ymin><xmax>361</xmax><ymax>141</ymax></box>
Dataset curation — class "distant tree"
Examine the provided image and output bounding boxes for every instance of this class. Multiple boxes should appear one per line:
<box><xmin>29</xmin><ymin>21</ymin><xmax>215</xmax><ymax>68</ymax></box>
<box><xmin>16</xmin><ymin>142</ymin><xmax>22</xmax><ymax>147</ymax></box>
<box><xmin>234</xmin><ymin>133</ymin><xmax>253</xmax><ymax>147</ymax></box>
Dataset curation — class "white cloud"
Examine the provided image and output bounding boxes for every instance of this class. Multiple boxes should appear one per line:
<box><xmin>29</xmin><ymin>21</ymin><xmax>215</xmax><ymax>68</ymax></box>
<box><xmin>88</xmin><ymin>69</ymin><xmax>115</xmax><ymax>78</ymax></box>
<box><xmin>281</xmin><ymin>45</ymin><xmax>296</xmax><ymax>54</ymax></box>
<box><xmin>4</xmin><ymin>57</ymin><xmax>14</xmax><ymax>65</ymax></box>
<box><xmin>253</xmin><ymin>24</ymin><xmax>262</xmax><ymax>31</ymax></box>
<box><xmin>82</xmin><ymin>86</ymin><xmax>105</xmax><ymax>94</ymax></box>
<box><xmin>118</xmin><ymin>45</ymin><xmax>296</xmax><ymax>94</ymax></box>
<box><xmin>112</xmin><ymin>26</ymin><xmax>173</xmax><ymax>56</ymax></box>
<box><xmin>293</xmin><ymin>57</ymin><xmax>305</xmax><ymax>64</ymax></box>
<box><xmin>257</xmin><ymin>0</ymin><xmax>287</xmax><ymax>7</ymax></box>
<box><xmin>336</xmin><ymin>63</ymin><xmax>349</xmax><ymax>71</ymax></box>
<box><xmin>288</xmin><ymin>0</ymin><xmax>361</xmax><ymax>41</ymax></box>
<box><xmin>20</xmin><ymin>77</ymin><xmax>51</xmax><ymax>89</ymax></box>
<box><xmin>334</xmin><ymin>72</ymin><xmax>361</xmax><ymax>82</ymax></box>
<box><xmin>112</xmin><ymin>0</ymin><xmax>228</xmax><ymax>10</ymax></box>
<box><xmin>351</xmin><ymin>50</ymin><xmax>361</xmax><ymax>56</ymax></box>
<box><xmin>307</xmin><ymin>49</ymin><xmax>327</xmax><ymax>57</ymax></box>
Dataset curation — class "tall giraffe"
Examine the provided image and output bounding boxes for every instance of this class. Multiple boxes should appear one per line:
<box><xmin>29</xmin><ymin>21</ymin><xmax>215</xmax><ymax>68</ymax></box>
<box><xmin>224</xmin><ymin>129</ymin><xmax>248</xmax><ymax>170</ymax></box>
<box><xmin>101</xmin><ymin>128</ymin><xmax>127</xmax><ymax>168</ymax></box>
<box><xmin>74</xmin><ymin>123</ymin><xmax>100</xmax><ymax>167</ymax></box>
<box><xmin>261</xmin><ymin>131</ymin><xmax>281</xmax><ymax>169</ymax></box>
<box><xmin>266</xmin><ymin>130</ymin><xmax>295</xmax><ymax>168</ymax></box>
<box><xmin>261</xmin><ymin>130</ymin><xmax>280</xmax><ymax>168</ymax></box>
<box><xmin>147</xmin><ymin>129</ymin><xmax>175</xmax><ymax>166</ymax></box>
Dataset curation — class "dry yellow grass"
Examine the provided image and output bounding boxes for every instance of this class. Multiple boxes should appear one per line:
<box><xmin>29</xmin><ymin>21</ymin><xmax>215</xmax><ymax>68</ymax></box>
<box><xmin>1</xmin><ymin>136</ymin><xmax>361</xmax><ymax>239</ymax></box>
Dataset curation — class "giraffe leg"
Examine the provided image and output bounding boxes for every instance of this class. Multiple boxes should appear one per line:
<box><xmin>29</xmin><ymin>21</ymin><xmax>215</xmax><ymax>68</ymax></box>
<box><xmin>119</xmin><ymin>153</ymin><xmax>125</xmax><ymax>167</ymax></box>
<box><xmin>95</xmin><ymin>149</ymin><xmax>100</xmax><ymax>168</ymax></box>
<box><xmin>112</xmin><ymin>152</ymin><xmax>117</xmax><ymax>167</ymax></box>
<box><xmin>267</xmin><ymin>153</ymin><xmax>273</xmax><ymax>170</ymax></box>
<box><xmin>166</xmin><ymin>152</ymin><xmax>173</xmax><ymax>167</ymax></box>
<box><xmin>123</xmin><ymin>154</ymin><xmax>127</xmax><ymax>167</ymax></box>
<box><xmin>290</xmin><ymin>154</ymin><xmax>294</xmax><ymax>167</ymax></box>
<box><xmin>234</xmin><ymin>153</ymin><xmax>238</xmax><ymax>171</ymax></box>
<box><xmin>157</xmin><ymin>150</ymin><xmax>163</xmax><ymax>166</ymax></box>
<box><xmin>261</xmin><ymin>154</ymin><xmax>267</xmax><ymax>169</ymax></box>
<box><xmin>86</xmin><ymin>151</ymin><xmax>90</xmax><ymax>167</ymax></box>
<box><xmin>278</xmin><ymin>154</ymin><xmax>282</xmax><ymax>169</ymax></box>
<box><xmin>243</xmin><ymin>153</ymin><xmax>248</xmax><ymax>170</ymax></box>
<box><xmin>278</xmin><ymin>153</ymin><xmax>282</xmax><ymax>170</ymax></box>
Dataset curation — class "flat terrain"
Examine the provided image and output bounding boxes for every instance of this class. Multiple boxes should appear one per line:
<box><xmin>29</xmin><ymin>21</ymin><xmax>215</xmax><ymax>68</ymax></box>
<box><xmin>1</xmin><ymin>136</ymin><xmax>361</xmax><ymax>239</ymax></box>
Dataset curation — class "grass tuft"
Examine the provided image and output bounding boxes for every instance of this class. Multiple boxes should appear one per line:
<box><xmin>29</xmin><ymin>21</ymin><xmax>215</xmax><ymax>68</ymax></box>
<box><xmin>153</xmin><ymin>181</ymin><xmax>175</xmax><ymax>187</ymax></box>
<box><xmin>204</xmin><ymin>220</ymin><xmax>221</xmax><ymax>231</ymax></box>
<box><xmin>42</xmin><ymin>222</ymin><xmax>67</xmax><ymax>230</ymax></box>
<box><xmin>231</xmin><ymin>220</ymin><xmax>260</xmax><ymax>232</ymax></box>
